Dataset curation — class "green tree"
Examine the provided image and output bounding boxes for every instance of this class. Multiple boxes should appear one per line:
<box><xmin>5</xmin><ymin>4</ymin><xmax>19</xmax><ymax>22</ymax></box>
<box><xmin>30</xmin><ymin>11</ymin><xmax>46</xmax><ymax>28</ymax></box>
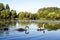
<box><xmin>1</xmin><ymin>10</ymin><xmax>5</xmax><ymax>19</ymax></box>
<box><xmin>0</xmin><ymin>3</ymin><xmax>4</xmax><ymax>11</ymax></box>
<box><xmin>5</xmin><ymin>9</ymin><xmax>10</xmax><ymax>19</ymax></box>
<box><xmin>37</xmin><ymin>7</ymin><xmax>60</xmax><ymax>20</ymax></box>
<box><xmin>10</xmin><ymin>10</ymin><xmax>17</xmax><ymax>19</ymax></box>
<box><xmin>18</xmin><ymin>12</ymin><xmax>25</xmax><ymax>20</ymax></box>
<box><xmin>6</xmin><ymin>4</ymin><xmax>10</xmax><ymax>10</ymax></box>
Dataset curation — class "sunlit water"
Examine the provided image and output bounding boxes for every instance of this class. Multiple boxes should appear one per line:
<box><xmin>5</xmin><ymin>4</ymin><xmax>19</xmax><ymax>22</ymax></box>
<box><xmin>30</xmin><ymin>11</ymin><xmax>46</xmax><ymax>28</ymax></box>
<box><xmin>0</xmin><ymin>20</ymin><xmax>60</xmax><ymax>40</ymax></box>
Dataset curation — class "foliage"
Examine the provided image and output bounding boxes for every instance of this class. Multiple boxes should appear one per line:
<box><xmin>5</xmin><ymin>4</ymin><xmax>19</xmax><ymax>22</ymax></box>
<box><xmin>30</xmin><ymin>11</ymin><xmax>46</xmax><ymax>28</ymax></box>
<box><xmin>10</xmin><ymin>10</ymin><xmax>17</xmax><ymax>19</ymax></box>
<box><xmin>0</xmin><ymin>3</ymin><xmax>60</xmax><ymax>20</ymax></box>
<box><xmin>37</xmin><ymin>7</ymin><xmax>60</xmax><ymax>20</ymax></box>
<box><xmin>0</xmin><ymin>3</ymin><xmax>4</xmax><ymax>11</ymax></box>
<box><xmin>6</xmin><ymin>4</ymin><xmax>10</xmax><ymax>10</ymax></box>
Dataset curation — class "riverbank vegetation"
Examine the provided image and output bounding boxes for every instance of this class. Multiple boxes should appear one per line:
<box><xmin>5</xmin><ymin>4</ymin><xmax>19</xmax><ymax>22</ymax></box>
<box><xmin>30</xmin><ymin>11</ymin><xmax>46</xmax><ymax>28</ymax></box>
<box><xmin>0</xmin><ymin>3</ymin><xmax>60</xmax><ymax>20</ymax></box>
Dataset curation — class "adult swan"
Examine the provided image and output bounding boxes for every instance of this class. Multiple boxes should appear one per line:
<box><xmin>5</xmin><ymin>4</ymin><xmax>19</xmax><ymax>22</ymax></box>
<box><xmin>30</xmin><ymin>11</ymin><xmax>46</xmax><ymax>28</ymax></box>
<box><xmin>16</xmin><ymin>26</ymin><xmax>29</xmax><ymax>32</ymax></box>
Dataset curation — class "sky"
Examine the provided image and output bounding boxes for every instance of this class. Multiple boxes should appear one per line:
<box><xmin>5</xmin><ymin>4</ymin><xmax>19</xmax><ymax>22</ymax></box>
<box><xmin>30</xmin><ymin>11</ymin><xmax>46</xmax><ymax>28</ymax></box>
<box><xmin>0</xmin><ymin>0</ymin><xmax>60</xmax><ymax>13</ymax></box>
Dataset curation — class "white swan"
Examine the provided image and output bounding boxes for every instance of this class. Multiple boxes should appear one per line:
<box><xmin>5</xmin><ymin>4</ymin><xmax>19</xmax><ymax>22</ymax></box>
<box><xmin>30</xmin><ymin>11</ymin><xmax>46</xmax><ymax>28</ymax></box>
<box><xmin>40</xmin><ymin>24</ymin><xmax>45</xmax><ymax>29</ymax></box>
<box><xmin>37</xmin><ymin>24</ymin><xmax>45</xmax><ymax>31</ymax></box>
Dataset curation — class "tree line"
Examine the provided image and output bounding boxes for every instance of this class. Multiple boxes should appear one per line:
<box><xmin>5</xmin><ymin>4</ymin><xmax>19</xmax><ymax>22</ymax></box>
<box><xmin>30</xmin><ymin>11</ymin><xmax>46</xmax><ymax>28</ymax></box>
<box><xmin>0</xmin><ymin>3</ymin><xmax>60</xmax><ymax>20</ymax></box>
<box><xmin>0</xmin><ymin>3</ymin><xmax>17</xmax><ymax>20</ymax></box>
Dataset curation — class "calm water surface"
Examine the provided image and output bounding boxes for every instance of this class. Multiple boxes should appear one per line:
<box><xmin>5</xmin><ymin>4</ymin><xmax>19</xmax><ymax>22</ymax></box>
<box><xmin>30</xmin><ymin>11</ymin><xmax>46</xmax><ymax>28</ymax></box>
<box><xmin>0</xmin><ymin>20</ymin><xmax>60</xmax><ymax>40</ymax></box>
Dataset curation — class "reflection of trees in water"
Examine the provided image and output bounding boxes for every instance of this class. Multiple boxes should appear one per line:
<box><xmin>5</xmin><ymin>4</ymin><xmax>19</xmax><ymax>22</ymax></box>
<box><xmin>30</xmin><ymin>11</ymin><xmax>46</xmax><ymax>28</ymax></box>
<box><xmin>0</xmin><ymin>20</ymin><xmax>9</xmax><ymax>27</ymax></box>
<box><xmin>0</xmin><ymin>20</ymin><xmax>16</xmax><ymax>30</ymax></box>
<box><xmin>36</xmin><ymin>22</ymin><xmax>60</xmax><ymax>31</ymax></box>
<box><xmin>0</xmin><ymin>20</ymin><xmax>16</xmax><ymax>36</ymax></box>
<box><xmin>1</xmin><ymin>20</ymin><xmax>60</xmax><ymax>34</ymax></box>
<box><xmin>10</xmin><ymin>21</ymin><xmax>16</xmax><ymax>26</ymax></box>
<box><xmin>36</xmin><ymin>22</ymin><xmax>44</xmax><ymax>28</ymax></box>
<box><xmin>18</xmin><ymin>21</ymin><xmax>32</xmax><ymax>26</ymax></box>
<box><xmin>0</xmin><ymin>20</ymin><xmax>9</xmax><ymax>30</ymax></box>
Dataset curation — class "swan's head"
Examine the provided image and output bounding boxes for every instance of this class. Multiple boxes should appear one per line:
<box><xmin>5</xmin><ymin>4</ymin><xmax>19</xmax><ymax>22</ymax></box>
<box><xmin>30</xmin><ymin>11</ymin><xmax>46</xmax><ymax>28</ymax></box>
<box><xmin>25</xmin><ymin>26</ymin><xmax>29</xmax><ymax>29</ymax></box>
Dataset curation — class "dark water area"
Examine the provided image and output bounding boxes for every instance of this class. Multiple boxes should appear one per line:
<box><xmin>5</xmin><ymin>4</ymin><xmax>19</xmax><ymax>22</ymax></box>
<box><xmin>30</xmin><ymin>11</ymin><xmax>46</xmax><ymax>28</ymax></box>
<box><xmin>0</xmin><ymin>20</ymin><xmax>60</xmax><ymax>40</ymax></box>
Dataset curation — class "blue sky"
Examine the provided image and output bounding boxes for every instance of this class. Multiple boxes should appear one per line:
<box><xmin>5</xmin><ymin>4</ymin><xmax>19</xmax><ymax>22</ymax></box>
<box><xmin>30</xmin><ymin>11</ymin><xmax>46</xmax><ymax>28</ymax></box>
<box><xmin>0</xmin><ymin>0</ymin><xmax>60</xmax><ymax>13</ymax></box>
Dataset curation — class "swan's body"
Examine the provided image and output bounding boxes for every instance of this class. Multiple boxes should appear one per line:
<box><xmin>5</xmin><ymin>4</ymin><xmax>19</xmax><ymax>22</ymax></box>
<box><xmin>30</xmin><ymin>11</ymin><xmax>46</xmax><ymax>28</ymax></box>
<box><xmin>16</xmin><ymin>26</ymin><xmax>29</xmax><ymax>32</ymax></box>
<box><xmin>17</xmin><ymin>28</ymin><xmax>25</xmax><ymax>31</ymax></box>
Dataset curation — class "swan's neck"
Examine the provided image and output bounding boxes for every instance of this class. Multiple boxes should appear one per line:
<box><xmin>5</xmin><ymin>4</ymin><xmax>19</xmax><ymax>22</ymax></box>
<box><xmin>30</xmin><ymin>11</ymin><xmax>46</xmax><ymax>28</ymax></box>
<box><xmin>43</xmin><ymin>24</ymin><xmax>45</xmax><ymax>28</ymax></box>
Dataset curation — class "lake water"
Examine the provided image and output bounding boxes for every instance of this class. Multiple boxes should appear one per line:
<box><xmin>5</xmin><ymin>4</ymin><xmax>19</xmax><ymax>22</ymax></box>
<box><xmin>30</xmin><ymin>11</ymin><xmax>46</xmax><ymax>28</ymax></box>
<box><xmin>0</xmin><ymin>20</ymin><xmax>60</xmax><ymax>40</ymax></box>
